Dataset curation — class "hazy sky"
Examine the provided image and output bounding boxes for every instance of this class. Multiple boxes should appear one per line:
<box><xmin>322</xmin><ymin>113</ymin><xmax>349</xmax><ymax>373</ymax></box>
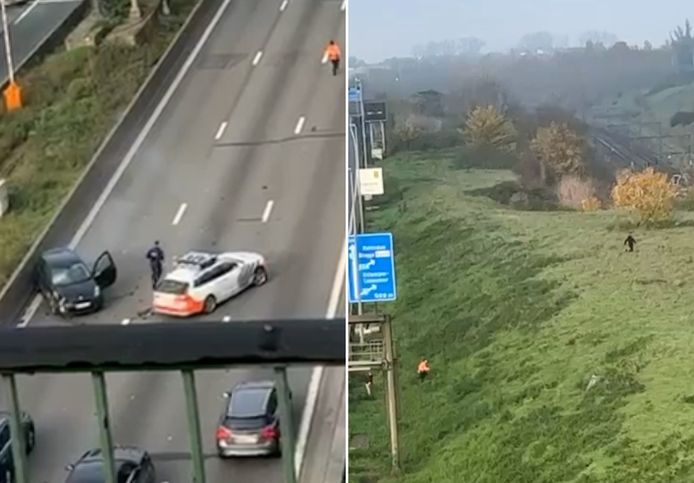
<box><xmin>349</xmin><ymin>0</ymin><xmax>690</xmax><ymax>62</ymax></box>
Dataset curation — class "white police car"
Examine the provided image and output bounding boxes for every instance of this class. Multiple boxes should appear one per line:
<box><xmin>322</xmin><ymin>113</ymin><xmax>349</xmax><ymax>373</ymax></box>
<box><xmin>152</xmin><ymin>250</ymin><xmax>268</xmax><ymax>317</ymax></box>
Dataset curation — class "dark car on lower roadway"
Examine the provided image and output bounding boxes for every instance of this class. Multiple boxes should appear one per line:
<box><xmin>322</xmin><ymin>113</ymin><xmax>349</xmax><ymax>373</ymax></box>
<box><xmin>0</xmin><ymin>411</ymin><xmax>36</xmax><ymax>482</ymax></box>
<box><xmin>33</xmin><ymin>247</ymin><xmax>117</xmax><ymax>316</ymax></box>
<box><xmin>64</xmin><ymin>446</ymin><xmax>155</xmax><ymax>483</ymax></box>
<box><xmin>215</xmin><ymin>380</ymin><xmax>290</xmax><ymax>458</ymax></box>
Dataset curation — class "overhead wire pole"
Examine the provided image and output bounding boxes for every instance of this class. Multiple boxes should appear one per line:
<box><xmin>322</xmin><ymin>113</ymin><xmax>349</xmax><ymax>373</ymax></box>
<box><xmin>0</xmin><ymin>0</ymin><xmax>21</xmax><ymax>111</ymax></box>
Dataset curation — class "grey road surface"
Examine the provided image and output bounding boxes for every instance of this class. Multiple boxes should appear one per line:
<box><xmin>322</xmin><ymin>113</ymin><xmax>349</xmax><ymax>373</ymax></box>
<box><xmin>1</xmin><ymin>0</ymin><xmax>345</xmax><ymax>481</ymax></box>
<box><xmin>0</xmin><ymin>0</ymin><xmax>83</xmax><ymax>85</ymax></box>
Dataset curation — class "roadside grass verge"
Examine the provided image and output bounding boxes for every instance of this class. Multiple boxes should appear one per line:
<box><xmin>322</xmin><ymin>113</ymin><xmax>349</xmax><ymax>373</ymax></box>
<box><xmin>349</xmin><ymin>149</ymin><xmax>694</xmax><ymax>483</ymax></box>
<box><xmin>0</xmin><ymin>0</ymin><xmax>196</xmax><ymax>289</ymax></box>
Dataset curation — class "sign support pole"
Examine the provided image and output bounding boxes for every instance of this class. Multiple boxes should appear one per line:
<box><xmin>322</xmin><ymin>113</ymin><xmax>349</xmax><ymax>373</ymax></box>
<box><xmin>383</xmin><ymin>316</ymin><xmax>400</xmax><ymax>471</ymax></box>
<box><xmin>92</xmin><ymin>372</ymin><xmax>117</xmax><ymax>483</ymax></box>
<box><xmin>275</xmin><ymin>366</ymin><xmax>297</xmax><ymax>483</ymax></box>
<box><xmin>182</xmin><ymin>370</ymin><xmax>207</xmax><ymax>483</ymax></box>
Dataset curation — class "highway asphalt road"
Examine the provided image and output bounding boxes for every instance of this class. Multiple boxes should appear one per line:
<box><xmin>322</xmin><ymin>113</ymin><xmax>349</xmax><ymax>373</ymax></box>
<box><xmin>0</xmin><ymin>0</ymin><xmax>83</xmax><ymax>85</ymax></box>
<box><xmin>1</xmin><ymin>0</ymin><xmax>345</xmax><ymax>481</ymax></box>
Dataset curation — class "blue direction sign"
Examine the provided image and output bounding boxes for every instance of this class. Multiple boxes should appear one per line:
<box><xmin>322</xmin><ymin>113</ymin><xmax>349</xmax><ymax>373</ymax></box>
<box><xmin>348</xmin><ymin>232</ymin><xmax>397</xmax><ymax>303</ymax></box>
<box><xmin>348</xmin><ymin>86</ymin><xmax>362</xmax><ymax>103</ymax></box>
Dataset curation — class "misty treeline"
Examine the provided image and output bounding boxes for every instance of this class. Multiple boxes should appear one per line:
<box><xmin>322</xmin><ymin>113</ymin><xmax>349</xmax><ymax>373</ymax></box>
<box><xmin>354</xmin><ymin>45</ymin><xmax>673</xmax><ymax>111</ymax></box>
<box><xmin>384</xmin><ymin>77</ymin><xmax>618</xmax><ymax>210</ymax></box>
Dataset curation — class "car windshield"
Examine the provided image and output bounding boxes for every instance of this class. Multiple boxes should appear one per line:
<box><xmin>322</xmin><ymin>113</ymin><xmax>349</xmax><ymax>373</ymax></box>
<box><xmin>51</xmin><ymin>262</ymin><xmax>91</xmax><ymax>287</ymax></box>
<box><xmin>156</xmin><ymin>279</ymin><xmax>188</xmax><ymax>294</ymax></box>
<box><xmin>228</xmin><ymin>388</ymin><xmax>269</xmax><ymax>418</ymax></box>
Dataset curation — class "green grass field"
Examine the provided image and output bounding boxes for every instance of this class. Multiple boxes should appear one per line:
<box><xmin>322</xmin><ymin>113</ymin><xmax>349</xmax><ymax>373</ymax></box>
<box><xmin>349</xmin><ymin>150</ymin><xmax>694</xmax><ymax>483</ymax></box>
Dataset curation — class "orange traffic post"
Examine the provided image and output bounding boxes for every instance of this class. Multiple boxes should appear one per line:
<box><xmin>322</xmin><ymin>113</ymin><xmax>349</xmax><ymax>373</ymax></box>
<box><xmin>3</xmin><ymin>81</ymin><xmax>22</xmax><ymax>112</ymax></box>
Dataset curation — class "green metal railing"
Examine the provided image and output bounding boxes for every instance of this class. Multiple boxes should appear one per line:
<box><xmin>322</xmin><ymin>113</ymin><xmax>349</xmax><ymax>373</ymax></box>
<box><xmin>0</xmin><ymin>319</ymin><xmax>344</xmax><ymax>483</ymax></box>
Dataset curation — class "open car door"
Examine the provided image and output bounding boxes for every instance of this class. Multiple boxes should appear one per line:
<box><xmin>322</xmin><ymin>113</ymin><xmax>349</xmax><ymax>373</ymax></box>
<box><xmin>92</xmin><ymin>251</ymin><xmax>117</xmax><ymax>288</ymax></box>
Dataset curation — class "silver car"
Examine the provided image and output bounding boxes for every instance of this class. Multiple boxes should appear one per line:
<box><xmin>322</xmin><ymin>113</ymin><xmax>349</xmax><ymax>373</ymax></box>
<box><xmin>215</xmin><ymin>381</ymin><xmax>285</xmax><ymax>458</ymax></box>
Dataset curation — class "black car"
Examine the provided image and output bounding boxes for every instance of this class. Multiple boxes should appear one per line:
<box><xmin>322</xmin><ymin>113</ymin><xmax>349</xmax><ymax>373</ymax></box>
<box><xmin>65</xmin><ymin>446</ymin><xmax>155</xmax><ymax>483</ymax></box>
<box><xmin>0</xmin><ymin>411</ymin><xmax>36</xmax><ymax>481</ymax></box>
<box><xmin>215</xmin><ymin>380</ymin><xmax>290</xmax><ymax>458</ymax></box>
<box><xmin>34</xmin><ymin>248</ymin><xmax>117</xmax><ymax>316</ymax></box>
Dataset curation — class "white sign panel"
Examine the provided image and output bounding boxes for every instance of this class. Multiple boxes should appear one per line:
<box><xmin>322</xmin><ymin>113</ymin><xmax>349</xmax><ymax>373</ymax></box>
<box><xmin>371</xmin><ymin>148</ymin><xmax>383</xmax><ymax>160</ymax></box>
<box><xmin>358</xmin><ymin>168</ymin><xmax>384</xmax><ymax>196</ymax></box>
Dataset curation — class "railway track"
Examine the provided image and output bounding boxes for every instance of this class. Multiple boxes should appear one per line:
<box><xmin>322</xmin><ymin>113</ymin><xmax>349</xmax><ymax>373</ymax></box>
<box><xmin>592</xmin><ymin>128</ymin><xmax>658</xmax><ymax>169</ymax></box>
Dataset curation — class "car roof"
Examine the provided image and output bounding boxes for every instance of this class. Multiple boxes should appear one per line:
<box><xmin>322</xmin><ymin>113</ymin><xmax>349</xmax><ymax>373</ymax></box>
<box><xmin>227</xmin><ymin>381</ymin><xmax>275</xmax><ymax>417</ymax></box>
<box><xmin>233</xmin><ymin>380</ymin><xmax>275</xmax><ymax>391</ymax></box>
<box><xmin>41</xmin><ymin>247</ymin><xmax>83</xmax><ymax>265</ymax></box>
<box><xmin>163</xmin><ymin>250</ymin><xmax>249</xmax><ymax>284</ymax></box>
<box><xmin>77</xmin><ymin>446</ymin><xmax>146</xmax><ymax>465</ymax></box>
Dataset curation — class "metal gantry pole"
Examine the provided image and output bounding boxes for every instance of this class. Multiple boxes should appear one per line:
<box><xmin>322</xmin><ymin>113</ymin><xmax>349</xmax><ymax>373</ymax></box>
<box><xmin>91</xmin><ymin>372</ymin><xmax>117</xmax><ymax>483</ymax></box>
<box><xmin>382</xmin><ymin>317</ymin><xmax>400</xmax><ymax>471</ymax></box>
<box><xmin>274</xmin><ymin>367</ymin><xmax>297</xmax><ymax>483</ymax></box>
<box><xmin>2</xmin><ymin>374</ymin><xmax>28</xmax><ymax>483</ymax></box>
<box><xmin>181</xmin><ymin>370</ymin><xmax>207</xmax><ymax>483</ymax></box>
<box><xmin>356</xmin><ymin>79</ymin><xmax>369</xmax><ymax>169</ymax></box>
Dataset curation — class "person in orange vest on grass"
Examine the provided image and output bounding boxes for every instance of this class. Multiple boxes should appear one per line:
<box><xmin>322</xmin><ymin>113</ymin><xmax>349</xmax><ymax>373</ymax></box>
<box><xmin>324</xmin><ymin>40</ymin><xmax>341</xmax><ymax>76</ymax></box>
<box><xmin>417</xmin><ymin>358</ymin><xmax>430</xmax><ymax>382</ymax></box>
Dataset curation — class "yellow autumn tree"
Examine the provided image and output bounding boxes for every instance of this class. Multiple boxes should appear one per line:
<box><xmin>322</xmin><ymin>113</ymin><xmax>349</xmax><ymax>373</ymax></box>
<box><xmin>611</xmin><ymin>167</ymin><xmax>677</xmax><ymax>223</ymax></box>
<box><xmin>461</xmin><ymin>105</ymin><xmax>517</xmax><ymax>152</ymax></box>
<box><xmin>530</xmin><ymin>122</ymin><xmax>586</xmax><ymax>182</ymax></box>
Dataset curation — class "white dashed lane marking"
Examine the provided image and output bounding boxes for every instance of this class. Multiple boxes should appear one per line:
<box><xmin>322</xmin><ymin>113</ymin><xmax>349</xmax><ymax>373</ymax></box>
<box><xmin>294</xmin><ymin>116</ymin><xmax>306</xmax><ymax>135</ymax></box>
<box><xmin>280</xmin><ymin>0</ymin><xmax>288</xmax><ymax>11</ymax></box>
<box><xmin>262</xmin><ymin>200</ymin><xmax>274</xmax><ymax>223</ymax></box>
<box><xmin>215</xmin><ymin>121</ymin><xmax>227</xmax><ymax>140</ymax></box>
<box><xmin>172</xmin><ymin>203</ymin><xmax>188</xmax><ymax>225</ymax></box>
<box><xmin>252</xmin><ymin>50</ymin><xmax>263</xmax><ymax>66</ymax></box>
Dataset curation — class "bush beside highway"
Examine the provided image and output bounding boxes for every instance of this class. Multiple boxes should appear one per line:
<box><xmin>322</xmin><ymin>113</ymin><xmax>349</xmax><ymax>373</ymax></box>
<box><xmin>0</xmin><ymin>0</ymin><xmax>196</xmax><ymax>290</ymax></box>
<box><xmin>349</xmin><ymin>149</ymin><xmax>694</xmax><ymax>482</ymax></box>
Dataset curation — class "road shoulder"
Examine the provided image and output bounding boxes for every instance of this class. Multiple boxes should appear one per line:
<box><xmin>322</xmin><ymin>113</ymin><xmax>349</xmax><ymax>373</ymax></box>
<box><xmin>300</xmin><ymin>366</ymin><xmax>345</xmax><ymax>483</ymax></box>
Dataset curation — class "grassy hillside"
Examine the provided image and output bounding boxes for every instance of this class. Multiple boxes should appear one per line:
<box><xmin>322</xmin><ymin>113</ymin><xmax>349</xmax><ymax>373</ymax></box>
<box><xmin>349</xmin><ymin>150</ymin><xmax>694</xmax><ymax>483</ymax></box>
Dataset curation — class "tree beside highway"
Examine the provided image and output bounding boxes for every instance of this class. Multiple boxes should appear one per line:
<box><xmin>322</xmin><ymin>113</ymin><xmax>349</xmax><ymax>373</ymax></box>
<box><xmin>461</xmin><ymin>105</ymin><xmax>517</xmax><ymax>152</ymax></box>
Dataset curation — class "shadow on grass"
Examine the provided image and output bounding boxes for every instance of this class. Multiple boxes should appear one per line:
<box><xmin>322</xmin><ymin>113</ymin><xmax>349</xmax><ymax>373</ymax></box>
<box><xmin>465</xmin><ymin>180</ymin><xmax>567</xmax><ymax>212</ymax></box>
<box><xmin>606</xmin><ymin>218</ymin><xmax>694</xmax><ymax>232</ymax></box>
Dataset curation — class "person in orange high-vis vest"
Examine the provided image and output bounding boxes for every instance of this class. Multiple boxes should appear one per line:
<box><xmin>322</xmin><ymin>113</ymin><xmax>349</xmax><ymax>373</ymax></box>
<box><xmin>417</xmin><ymin>358</ymin><xmax>430</xmax><ymax>382</ymax></box>
<box><xmin>324</xmin><ymin>40</ymin><xmax>341</xmax><ymax>76</ymax></box>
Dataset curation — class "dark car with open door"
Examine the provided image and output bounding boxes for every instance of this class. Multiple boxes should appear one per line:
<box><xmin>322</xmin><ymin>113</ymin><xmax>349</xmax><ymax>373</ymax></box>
<box><xmin>33</xmin><ymin>247</ymin><xmax>117</xmax><ymax>316</ymax></box>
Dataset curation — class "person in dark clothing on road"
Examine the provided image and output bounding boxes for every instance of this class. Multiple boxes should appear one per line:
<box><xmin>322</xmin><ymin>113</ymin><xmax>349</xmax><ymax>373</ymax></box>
<box><xmin>146</xmin><ymin>240</ymin><xmax>165</xmax><ymax>288</ymax></box>
<box><xmin>624</xmin><ymin>234</ymin><xmax>636</xmax><ymax>252</ymax></box>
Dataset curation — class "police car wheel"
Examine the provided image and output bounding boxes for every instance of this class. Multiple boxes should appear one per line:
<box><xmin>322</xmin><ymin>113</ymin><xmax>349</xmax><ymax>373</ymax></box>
<box><xmin>203</xmin><ymin>295</ymin><xmax>217</xmax><ymax>314</ymax></box>
<box><xmin>253</xmin><ymin>267</ymin><xmax>268</xmax><ymax>286</ymax></box>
